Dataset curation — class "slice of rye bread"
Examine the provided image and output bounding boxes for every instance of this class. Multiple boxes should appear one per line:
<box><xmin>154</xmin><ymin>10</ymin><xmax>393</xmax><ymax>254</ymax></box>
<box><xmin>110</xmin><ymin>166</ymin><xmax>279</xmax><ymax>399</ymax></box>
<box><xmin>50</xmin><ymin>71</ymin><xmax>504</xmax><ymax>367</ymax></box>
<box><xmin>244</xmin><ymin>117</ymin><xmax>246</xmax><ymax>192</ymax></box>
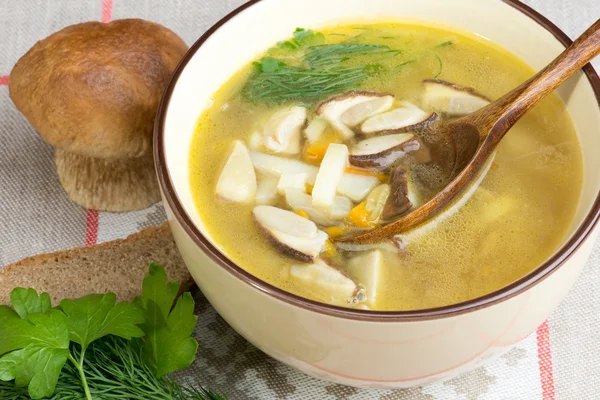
<box><xmin>0</xmin><ymin>223</ymin><xmax>195</xmax><ymax>305</ymax></box>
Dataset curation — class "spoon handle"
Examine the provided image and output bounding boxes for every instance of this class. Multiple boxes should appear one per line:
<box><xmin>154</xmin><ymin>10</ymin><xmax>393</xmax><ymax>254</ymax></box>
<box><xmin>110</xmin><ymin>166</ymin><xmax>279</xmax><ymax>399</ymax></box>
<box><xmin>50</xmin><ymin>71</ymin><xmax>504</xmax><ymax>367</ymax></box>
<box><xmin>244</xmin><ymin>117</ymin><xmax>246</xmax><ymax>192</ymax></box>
<box><xmin>479</xmin><ymin>18</ymin><xmax>600</xmax><ymax>138</ymax></box>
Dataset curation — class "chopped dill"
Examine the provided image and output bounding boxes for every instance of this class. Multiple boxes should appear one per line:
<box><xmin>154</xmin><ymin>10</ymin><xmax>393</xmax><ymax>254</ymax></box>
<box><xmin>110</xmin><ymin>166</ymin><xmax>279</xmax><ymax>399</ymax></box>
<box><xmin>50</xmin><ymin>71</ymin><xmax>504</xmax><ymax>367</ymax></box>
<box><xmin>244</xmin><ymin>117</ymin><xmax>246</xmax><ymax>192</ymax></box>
<box><xmin>244</xmin><ymin>61</ymin><xmax>371</xmax><ymax>103</ymax></box>
<box><xmin>433</xmin><ymin>53</ymin><xmax>443</xmax><ymax>78</ymax></box>
<box><xmin>242</xmin><ymin>27</ymin><xmax>454</xmax><ymax>104</ymax></box>
<box><xmin>0</xmin><ymin>337</ymin><xmax>226</xmax><ymax>400</ymax></box>
<box><xmin>434</xmin><ymin>40</ymin><xmax>454</xmax><ymax>49</ymax></box>
<box><xmin>305</xmin><ymin>43</ymin><xmax>400</xmax><ymax>67</ymax></box>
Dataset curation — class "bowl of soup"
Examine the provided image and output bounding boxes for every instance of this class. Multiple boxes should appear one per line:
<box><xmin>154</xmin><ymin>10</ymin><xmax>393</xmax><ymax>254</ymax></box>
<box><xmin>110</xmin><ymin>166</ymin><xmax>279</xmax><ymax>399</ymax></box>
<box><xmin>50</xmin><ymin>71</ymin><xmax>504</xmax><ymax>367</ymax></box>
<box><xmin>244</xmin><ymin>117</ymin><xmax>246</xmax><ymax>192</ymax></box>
<box><xmin>154</xmin><ymin>0</ymin><xmax>600</xmax><ymax>388</ymax></box>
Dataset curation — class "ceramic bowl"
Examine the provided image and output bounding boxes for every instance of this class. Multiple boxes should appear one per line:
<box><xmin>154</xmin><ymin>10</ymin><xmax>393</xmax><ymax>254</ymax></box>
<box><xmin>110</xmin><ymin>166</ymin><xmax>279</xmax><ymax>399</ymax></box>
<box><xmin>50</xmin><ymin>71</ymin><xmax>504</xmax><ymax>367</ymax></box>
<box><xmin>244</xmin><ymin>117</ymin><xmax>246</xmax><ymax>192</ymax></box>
<box><xmin>154</xmin><ymin>0</ymin><xmax>600</xmax><ymax>388</ymax></box>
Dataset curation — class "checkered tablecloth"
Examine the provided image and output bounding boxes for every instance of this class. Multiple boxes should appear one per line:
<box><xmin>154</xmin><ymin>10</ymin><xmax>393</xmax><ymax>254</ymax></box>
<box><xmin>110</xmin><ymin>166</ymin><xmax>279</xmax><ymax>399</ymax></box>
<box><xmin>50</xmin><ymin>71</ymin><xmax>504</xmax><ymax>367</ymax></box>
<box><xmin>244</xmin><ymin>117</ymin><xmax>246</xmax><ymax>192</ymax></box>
<box><xmin>1</xmin><ymin>1</ymin><xmax>599</xmax><ymax>399</ymax></box>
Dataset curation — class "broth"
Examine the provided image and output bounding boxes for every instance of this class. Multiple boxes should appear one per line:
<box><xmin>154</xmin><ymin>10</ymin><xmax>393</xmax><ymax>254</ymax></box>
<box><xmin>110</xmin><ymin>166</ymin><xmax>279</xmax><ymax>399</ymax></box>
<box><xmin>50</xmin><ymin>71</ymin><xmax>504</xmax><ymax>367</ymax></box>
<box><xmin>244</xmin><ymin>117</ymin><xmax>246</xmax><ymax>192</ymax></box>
<box><xmin>189</xmin><ymin>22</ymin><xmax>582</xmax><ymax>310</ymax></box>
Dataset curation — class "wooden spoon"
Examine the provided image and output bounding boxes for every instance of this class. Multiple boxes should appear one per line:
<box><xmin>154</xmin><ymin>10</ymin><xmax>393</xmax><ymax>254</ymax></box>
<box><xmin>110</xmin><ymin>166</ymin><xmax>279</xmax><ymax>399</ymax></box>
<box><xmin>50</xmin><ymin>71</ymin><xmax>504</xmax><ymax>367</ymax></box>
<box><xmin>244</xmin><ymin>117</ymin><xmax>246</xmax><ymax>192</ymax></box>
<box><xmin>339</xmin><ymin>18</ymin><xmax>600</xmax><ymax>244</ymax></box>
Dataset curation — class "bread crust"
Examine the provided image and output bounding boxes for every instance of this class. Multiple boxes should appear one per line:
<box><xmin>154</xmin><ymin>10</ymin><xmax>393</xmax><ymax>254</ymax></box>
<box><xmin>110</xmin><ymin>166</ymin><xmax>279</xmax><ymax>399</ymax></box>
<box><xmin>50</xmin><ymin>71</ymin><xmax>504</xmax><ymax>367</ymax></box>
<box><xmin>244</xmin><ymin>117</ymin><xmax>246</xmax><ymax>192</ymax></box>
<box><xmin>0</xmin><ymin>223</ymin><xmax>194</xmax><ymax>305</ymax></box>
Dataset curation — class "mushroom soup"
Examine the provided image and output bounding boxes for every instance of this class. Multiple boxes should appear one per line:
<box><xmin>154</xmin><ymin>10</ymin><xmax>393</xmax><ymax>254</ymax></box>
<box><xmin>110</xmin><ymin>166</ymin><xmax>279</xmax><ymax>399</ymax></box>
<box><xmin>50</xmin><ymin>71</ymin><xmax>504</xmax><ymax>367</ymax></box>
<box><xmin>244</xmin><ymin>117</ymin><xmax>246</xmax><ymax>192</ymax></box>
<box><xmin>189</xmin><ymin>23</ymin><xmax>583</xmax><ymax>310</ymax></box>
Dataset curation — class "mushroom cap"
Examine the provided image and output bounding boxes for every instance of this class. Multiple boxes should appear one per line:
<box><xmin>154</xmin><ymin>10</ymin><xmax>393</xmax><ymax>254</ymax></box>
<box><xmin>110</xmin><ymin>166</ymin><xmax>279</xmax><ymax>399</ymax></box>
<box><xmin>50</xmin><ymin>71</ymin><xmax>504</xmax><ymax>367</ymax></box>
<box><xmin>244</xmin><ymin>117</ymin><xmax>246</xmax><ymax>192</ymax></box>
<box><xmin>9</xmin><ymin>19</ymin><xmax>188</xmax><ymax>159</ymax></box>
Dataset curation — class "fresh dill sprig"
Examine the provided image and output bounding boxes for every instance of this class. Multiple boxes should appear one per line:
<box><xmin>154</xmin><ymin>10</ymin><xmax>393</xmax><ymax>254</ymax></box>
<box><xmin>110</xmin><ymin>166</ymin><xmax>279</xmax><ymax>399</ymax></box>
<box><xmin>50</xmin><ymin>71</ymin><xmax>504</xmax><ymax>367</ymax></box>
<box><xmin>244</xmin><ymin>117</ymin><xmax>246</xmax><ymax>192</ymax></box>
<box><xmin>242</xmin><ymin>28</ymin><xmax>453</xmax><ymax>104</ymax></box>
<box><xmin>0</xmin><ymin>337</ymin><xmax>226</xmax><ymax>400</ymax></box>
<box><xmin>305</xmin><ymin>43</ymin><xmax>400</xmax><ymax>67</ymax></box>
<box><xmin>434</xmin><ymin>40</ymin><xmax>454</xmax><ymax>49</ymax></box>
<box><xmin>244</xmin><ymin>60</ymin><xmax>370</xmax><ymax>103</ymax></box>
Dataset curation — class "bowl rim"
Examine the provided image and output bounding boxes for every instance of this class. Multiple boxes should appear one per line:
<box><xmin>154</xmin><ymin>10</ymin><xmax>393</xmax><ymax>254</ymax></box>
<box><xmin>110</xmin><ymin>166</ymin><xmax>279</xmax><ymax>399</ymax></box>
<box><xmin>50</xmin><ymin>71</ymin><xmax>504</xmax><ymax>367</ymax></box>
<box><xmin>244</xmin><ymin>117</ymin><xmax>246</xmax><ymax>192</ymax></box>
<box><xmin>154</xmin><ymin>0</ymin><xmax>600</xmax><ymax>322</ymax></box>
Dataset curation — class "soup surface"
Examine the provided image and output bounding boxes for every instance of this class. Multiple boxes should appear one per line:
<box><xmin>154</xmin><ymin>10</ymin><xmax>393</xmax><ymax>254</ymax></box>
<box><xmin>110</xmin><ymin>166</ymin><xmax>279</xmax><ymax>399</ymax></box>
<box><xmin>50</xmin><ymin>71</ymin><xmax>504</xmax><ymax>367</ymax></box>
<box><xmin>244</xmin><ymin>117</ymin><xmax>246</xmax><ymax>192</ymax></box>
<box><xmin>189</xmin><ymin>22</ymin><xmax>583</xmax><ymax>310</ymax></box>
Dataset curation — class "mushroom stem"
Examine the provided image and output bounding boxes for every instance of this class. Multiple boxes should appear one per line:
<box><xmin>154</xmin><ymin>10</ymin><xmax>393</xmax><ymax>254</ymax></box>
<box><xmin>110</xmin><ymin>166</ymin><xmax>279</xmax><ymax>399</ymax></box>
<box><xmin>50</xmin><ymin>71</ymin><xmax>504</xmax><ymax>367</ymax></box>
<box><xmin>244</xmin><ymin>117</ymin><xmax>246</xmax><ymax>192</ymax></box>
<box><xmin>55</xmin><ymin>150</ymin><xmax>160</xmax><ymax>212</ymax></box>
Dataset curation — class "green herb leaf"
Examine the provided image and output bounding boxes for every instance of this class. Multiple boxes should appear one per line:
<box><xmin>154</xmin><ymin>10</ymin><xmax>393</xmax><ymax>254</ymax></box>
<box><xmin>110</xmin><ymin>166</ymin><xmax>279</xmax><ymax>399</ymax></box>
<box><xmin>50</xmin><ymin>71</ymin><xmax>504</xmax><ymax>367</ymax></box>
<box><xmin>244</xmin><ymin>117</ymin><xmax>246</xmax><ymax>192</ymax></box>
<box><xmin>135</xmin><ymin>264</ymin><xmax>199</xmax><ymax>378</ymax></box>
<box><xmin>277</xmin><ymin>27</ymin><xmax>325</xmax><ymax>50</ymax></box>
<box><xmin>305</xmin><ymin>43</ymin><xmax>399</xmax><ymax>68</ymax></box>
<box><xmin>292</xmin><ymin>27</ymin><xmax>325</xmax><ymax>46</ymax></box>
<box><xmin>433</xmin><ymin>53</ymin><xmax>443</xmax><ymax>78</ymax></box>
<box><xmin>260</xmin><ymin>57</ymin><xmax>285</xmax><ymax>73</ymax></box>
<box><xmin>0</xmin><ymin>308</ymin><xmax>69</xmax><ymax>399</ymax></box>
<box><xmin>60</xmin><ymin>293</ymin><xmax>145</xmax><ymax>351</ymax></box>
<box><xmin>10</xmin><ymin>288</ymin><xmax>52</xmax><ymax>321</ymax></box>
<box><xmin>434</xmin><ymin>40</ymin><xmax>454</xmax><ymax>49</ymax></box>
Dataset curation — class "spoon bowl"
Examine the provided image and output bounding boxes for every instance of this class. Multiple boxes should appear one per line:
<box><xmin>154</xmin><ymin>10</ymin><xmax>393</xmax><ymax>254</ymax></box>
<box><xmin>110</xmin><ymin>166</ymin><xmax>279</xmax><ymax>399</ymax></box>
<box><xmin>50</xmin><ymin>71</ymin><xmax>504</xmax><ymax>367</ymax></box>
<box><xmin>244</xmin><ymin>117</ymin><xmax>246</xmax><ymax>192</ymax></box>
<box><xmin>339</xmin><ymin>18</ymin><xmax>600</xmax><ymax>244</ymax></box>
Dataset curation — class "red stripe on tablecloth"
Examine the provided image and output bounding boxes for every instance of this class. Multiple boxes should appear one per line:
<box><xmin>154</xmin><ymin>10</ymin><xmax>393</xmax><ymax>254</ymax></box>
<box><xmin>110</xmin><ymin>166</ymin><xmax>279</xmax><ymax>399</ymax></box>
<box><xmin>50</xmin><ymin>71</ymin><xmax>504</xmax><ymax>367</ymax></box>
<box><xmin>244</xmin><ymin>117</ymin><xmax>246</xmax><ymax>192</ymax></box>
<box><xmin>536</xmin><ymin>321</ymin><xmax>555</xmax><ymax>400</ymax></box>
<box><xmin>0</xmin><ymin>76</ymin><xmax>9</xmax><ymax>85</ymax></box>
<box><xmin>85</xmin><ymin>210</ymin><xmax>99</xmax><ymax>246</ymax></box>
<box><xmin>101</xmin><ymin>0</ymin><xmax>113</xmax><ymax>23</ymax></box>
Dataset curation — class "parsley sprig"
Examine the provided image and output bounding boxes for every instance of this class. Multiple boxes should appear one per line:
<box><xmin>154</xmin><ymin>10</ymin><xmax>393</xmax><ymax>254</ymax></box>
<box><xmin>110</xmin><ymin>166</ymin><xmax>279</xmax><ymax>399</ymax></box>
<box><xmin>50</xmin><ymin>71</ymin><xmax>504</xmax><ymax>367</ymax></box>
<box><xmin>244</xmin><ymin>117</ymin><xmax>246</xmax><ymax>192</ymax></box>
<box><xmin>0</xmin><ymin>264</ymin><xmax>223</xmax><ymax>400</ymax></box>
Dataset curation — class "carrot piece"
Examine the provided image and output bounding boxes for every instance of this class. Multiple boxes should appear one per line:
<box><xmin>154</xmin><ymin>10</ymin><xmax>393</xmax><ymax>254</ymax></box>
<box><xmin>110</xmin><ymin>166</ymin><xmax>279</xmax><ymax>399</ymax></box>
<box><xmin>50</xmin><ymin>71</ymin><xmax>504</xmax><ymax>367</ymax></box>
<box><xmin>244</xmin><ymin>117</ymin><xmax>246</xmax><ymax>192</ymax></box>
<box><xmin>304</xmin><ymin>143</ymin><xmax>329</xmax><ymax>163</ymax></box>
<box><xmin>295</xmin><ymin>210</ymin><xmax>310</xmax><ymax>219</ymax></box>
<box><xmin>322</xmin><ymin>240</ymin><xmax>337</xmax><ymax>257</ymax></box>
<box><xmin>345</xmin><ymin>166</ymin><xmax>387</xmax><ymax>182</ymax></box>
<box><xmin>324</xmin><ymin>226</ymin><xmax>345</xmax><ymax>238</ymax></box>
<box><xmin>346</xmin><ymin>202</ymin><xmax>375</xmax><ymax>228</ymax></box>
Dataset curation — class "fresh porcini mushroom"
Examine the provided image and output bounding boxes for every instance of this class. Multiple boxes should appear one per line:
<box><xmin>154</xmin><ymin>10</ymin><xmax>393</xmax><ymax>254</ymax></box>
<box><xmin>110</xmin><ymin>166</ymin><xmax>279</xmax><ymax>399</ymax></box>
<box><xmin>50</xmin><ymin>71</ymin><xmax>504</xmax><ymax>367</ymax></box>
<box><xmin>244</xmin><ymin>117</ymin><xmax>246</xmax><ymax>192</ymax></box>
<box><xmin>382</xmin><ymin>166</ymin><xmax>418</xmax><ymax>220</ymax></box>
<box><xmin>250</xmin><ymin>151</ymin><xmax>378</xmax><ymax>202</ymax></box>
<box><xmin>277</xmin><ymin>173</ymin><xmax>308</xmax><ymax>195</ymax></box>
<box><xmin>349</xmin><ymin>133</ymin><xmax>421</xmax><ymax>170</ymax></box>
<box><xmin>304</xmin><ymin>117</ymin><xmax>328</xmax><ymax>144</ymax></box>
<box><xmin>422</xmin><ymin>79</ymin><xmax>491</xmax><ymax>116</ymax></box>
<box><xmin>346</xmin><ymin>250</ymin><xmax>384</xmax><ymax>307</ymax></box>
<box><xmin>9</xmin><ymin>19</ymin><xmax>189</xmax><ymax>212</ymax></box>
<box><xmin>263</xmin><ymin>106</ymin><xmax>307</xmax><ymax>154</ymax></box>
<box><xmin>253</xmin><ymin>206</ymin><xmax>328</xmax><ymax>262</ymax></box>
<box><xmin>360</xmin><ymin>103</ymin><xmax>437</xmax><ymax>135</ymax></box>
<box><xmin>312</xmin><ymin>144</ymin><xmax>349</xmax><ymax>211</ymax></box>
<box><xmin>316</xmin><ymin>91</ymin><xmax>394</xmax><ymax>139</ymax></box>
<box><xmin>216</xmin><ymin>141</ymin><xmax>257</xmax><ymax>203</ymax></box>
<box><xmin>285</xmin><ymin>188</ymin><xmax>352</xmax><ymax>226</ymax></box>
<box><xmin>290</xmin><ymin>258</ymin><xmax>359</xmax><ymax>302</ymax></box>
<box><xmin>255</xmin><ymin>177</ymin><xmax>279</xmax><ymax>205</ymax></box>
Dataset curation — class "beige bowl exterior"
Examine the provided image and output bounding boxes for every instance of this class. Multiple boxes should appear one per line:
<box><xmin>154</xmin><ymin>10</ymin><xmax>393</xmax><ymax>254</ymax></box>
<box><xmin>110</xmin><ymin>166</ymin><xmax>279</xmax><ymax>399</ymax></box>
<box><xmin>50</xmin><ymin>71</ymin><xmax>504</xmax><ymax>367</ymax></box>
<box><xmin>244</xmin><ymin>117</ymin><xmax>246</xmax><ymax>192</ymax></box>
<box><xmin>155</xmin><ymin>0</ymin><xmax>600</xmax><ymax>388</ymax></box>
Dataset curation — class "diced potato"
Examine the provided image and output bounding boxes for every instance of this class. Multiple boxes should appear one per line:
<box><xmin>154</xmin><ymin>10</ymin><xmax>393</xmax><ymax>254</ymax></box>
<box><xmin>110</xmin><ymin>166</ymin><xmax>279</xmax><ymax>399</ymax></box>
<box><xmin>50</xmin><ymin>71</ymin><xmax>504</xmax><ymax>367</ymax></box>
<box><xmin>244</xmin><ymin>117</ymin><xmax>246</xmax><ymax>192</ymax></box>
<box><xmin>255</xmin><ymin>177</ymin><xmax>279</xmax><ymax>205</ymax></box>
<box><xmin>250</xmin><ymin>151</ymin><xmax>377</xmax><ymax>202</ymax></box>
<box><xmin>482</xmin><ymin>195</ymin><xmax>517</xmax><ymax>222</ymax></box>
<box><xmin>304</xmin><ymin>117</ymin><xmax>328</xmax><ymax>144</ymax></box>
<box><xmin>346</xmin><ymin>250</ymin><xmax>384</xmax><ymax>307</ymax></box>
<box><xmin>216</xmin><ymin>141</ymin><xmax>257</xmax><ymax>203</ymax></box>
<box><xmin>248</xmin><ymin>131</ymin><xmax>264</xmax><ymax>150</ymax></box>
<box><xmin>312</xmin><ymin>144</ymin><xmax>349</xmax><ymax>211</ymax></box>
<box><xmin>277</xmin><ymin>173</ymin><xmax>308</xmax><ymax>195</ymax></box>
<box><xmin>337</xmin><ymin>172</ymin><xmax>379</xmax><ymax>202</ymax></box>
<box><xmin>285</xmin><ymin>188</ymin><xmax>351</xmax><ymax>226</ymax></box>
<box><xmin>290</xmin><ymin>259</ymin><xmax>358</xmax><ymax>302</ymax></box>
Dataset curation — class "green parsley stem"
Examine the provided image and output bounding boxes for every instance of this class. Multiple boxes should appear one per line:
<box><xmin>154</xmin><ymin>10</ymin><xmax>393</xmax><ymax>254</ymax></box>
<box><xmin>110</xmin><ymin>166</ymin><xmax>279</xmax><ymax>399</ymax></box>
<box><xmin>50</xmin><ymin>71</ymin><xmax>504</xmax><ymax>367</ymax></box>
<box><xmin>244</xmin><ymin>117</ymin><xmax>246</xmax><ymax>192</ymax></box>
<box><xmin>68</xmin><ymin>353</ymin><xmax>92</xmax><ymax>400</ymax></box>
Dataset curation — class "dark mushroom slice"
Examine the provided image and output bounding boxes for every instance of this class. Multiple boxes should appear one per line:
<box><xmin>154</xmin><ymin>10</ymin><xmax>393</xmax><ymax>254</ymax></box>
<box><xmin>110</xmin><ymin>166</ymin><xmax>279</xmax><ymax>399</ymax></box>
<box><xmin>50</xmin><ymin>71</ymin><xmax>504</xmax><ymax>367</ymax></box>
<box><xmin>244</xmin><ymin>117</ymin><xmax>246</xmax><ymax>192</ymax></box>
<box><xmin>290</xmin><ymin>258</ymin><xmax>360</xmax><ymax>302</ymax></box>
<box><xmin>382</xmin><ymin>166</ymin><xmax>418</xmax><ymax>221</ymax></box>
<box><xmin>349</xmin><ymin>133</ymin><xmax>421</xmax><ymax>170</ymax></box>
<box><xmin>253</xmin><ymin>206</ymin><xmax>328</xmax><ymax>263</ymax></box>
<box><xmin>422</xmin><ymin>79</ymin><xmax>491</xmax><ymax>116</ymax></box>
<box><xmin>316</xmin><ymin>91</ymin><xmax>394</xmax><ymax>139</ymax></box>
<box><xmin>360</xmin><ymin>102</ymin><xmax>438</xmax><ymax>135</ymax></box>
